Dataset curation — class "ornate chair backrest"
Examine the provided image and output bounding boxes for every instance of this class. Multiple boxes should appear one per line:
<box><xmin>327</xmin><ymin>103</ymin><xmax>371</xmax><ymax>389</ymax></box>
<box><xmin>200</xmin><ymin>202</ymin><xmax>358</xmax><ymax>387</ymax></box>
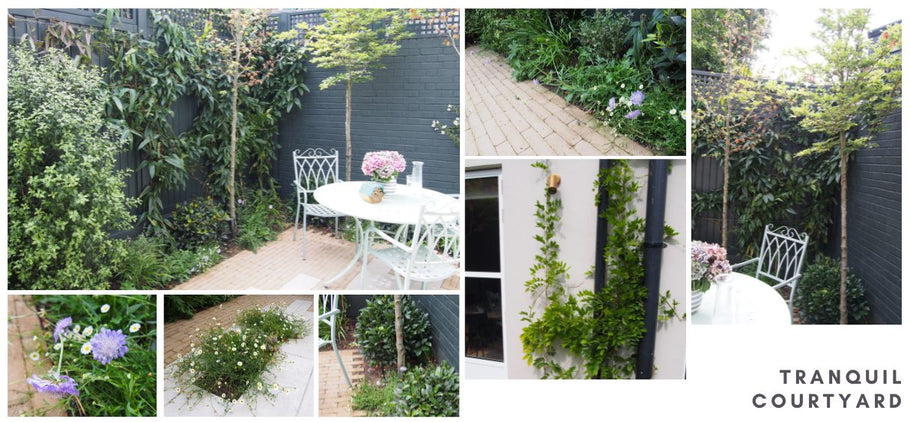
<box><xmin>319</xmin><ymin>294</ymin><xmax>341</xmax><ymax>336</ymax></box>
<box><xmin>755</xmin><ymin>224</ymin><xmax>809</xmax><ymax>286</ymax></box>
<box><xmin>293</xmin><ymin>148</ymin><xmax>339</xmax><ymax>195</ymax></box>
<box><xmin>409</xmin><ymin>203</ymin><xmax>461</xmax><ymax>268</ymax></box>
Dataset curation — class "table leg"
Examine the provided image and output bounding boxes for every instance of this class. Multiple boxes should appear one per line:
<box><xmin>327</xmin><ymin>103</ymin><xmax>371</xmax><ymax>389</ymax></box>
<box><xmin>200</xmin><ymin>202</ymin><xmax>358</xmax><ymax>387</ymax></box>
<box><xmin>323</xmin><ymin>217</ymin><xmax>366</xmax><ymax>288</ymax></box>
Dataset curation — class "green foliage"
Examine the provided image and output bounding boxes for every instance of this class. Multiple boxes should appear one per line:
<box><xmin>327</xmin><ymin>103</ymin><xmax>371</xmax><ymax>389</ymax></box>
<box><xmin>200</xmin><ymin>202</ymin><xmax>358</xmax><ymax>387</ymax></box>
<box><xmin>625</xmin><ymin>9</ymin><xmax>687</xmax><ymax>83</ymax></box>
<box><xmin>796</xmin><ymin>256</ymin><xmax>870</xmax><ymax>324</ymax></box>
<box><xmin>98</xmin><ymin>10</ymin><xmax>307</xmax><ymax>235</ymax></box>
<box><xmin>29</xmin><ymin>295</ymin><xmax>156</xmax><ymax>416</ymax></box>
<box><xmin>8</xmin><ymin>44</ymin><xmax>137</xmax><ymax>290</ymax></box>
<box><xmin>351</xmin><ymin>374</ymin><xmax>399</xmax><ymax>416</ymax></box>
<box><xmin>164</xmin><ymin>295</ymin><xmax>237</xmax><ymax>322</ymax></box>
<box><xmin>170</xmin><ymin>196</ymin><xmax>231</xmax><ymax>250</ymax></box>
<box><xmin>237</xmin><ymin>190</ymin><xmax>288</xmax><ymax>252</ymax></box>
<box><xmin>576</xmin><ymin>10</ymin><xmax>632</xmax><ymax>63</ymax></box>
<box><xmin>170</xmin><ymin>306</ymin><xmax>308</xmax><ymax>412</ymax></box>
<box><xmin>692</xmin><ymin>102</ymin><xmax>840</xmax><ymax>258</ymax></box>
<box><xmin>391</xmin><ymin>363</ymin><xmax>459</xmax><ymax>417</ymax></box>
<box><xmin>465</xmin><ymin>9</ymin><xmax>686</xmax><ymax>154</ymax></box>
<box><xmin>355</xmin><ymin>296</ymin><xmax>432</xmax><ymax>368</ymax></box>
<box><xmin>691</xmin><ymin>9</ymin><xmax>771</xmax><ymax>72</ymax></box>
<box><xmin>503</xmin><ymin>10</ymin><xmax>574</xmax><ymax>82</ymax></box>
<box><xmin>521</xmin><ymin>161</ymin><xmax>682</xmax><ymax>379</ymax></box>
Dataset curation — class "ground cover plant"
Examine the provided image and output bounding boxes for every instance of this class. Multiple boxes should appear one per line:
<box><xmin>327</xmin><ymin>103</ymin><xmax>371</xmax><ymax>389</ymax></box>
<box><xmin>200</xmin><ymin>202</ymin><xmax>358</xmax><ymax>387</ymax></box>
<box><xmin>349</xmin><ymin>296</ymin><xmax>459</xmax><ymax>416</ymax></box>
<box><xmin>169</xmin><ymin>305</ymin><xmax>308</xmax><ymax>413</ymax></box>
<box><xmin>24</xmin><ymin>295</ymin><xmax>156</xmax><ymax>416</ymax></box>
<box><xmin>466</xmin><ymin>9</ymin><xmax>686</xmax><ymax>154</ymax></box>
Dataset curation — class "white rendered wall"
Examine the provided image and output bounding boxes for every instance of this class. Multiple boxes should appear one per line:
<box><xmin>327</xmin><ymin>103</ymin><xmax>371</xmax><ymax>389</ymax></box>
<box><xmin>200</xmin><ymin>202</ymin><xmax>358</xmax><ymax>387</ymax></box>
<box><xmin>467</xmin><ymin>158</ymin><xmax>686</xmax><ymax>380</ymax></box>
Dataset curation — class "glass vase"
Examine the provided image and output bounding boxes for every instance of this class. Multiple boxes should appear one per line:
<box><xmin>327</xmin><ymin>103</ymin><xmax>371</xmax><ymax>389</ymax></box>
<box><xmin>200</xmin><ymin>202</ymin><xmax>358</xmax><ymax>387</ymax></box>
<box><xmin>712</xmin><ymin>273</ymin><xmax>734</xmax><ymax>324</ymax></box>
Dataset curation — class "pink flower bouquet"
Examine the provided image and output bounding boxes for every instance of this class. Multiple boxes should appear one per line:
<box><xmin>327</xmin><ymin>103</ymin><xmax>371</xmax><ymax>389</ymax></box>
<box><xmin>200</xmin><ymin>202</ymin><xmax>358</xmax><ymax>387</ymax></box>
<box><xmin>691</xmin><ymin>240</ymin><xmax>731</xmax><ymax>293</ymax></box>
<box><xmin>361</xmin><ymin>151</ymin><xmax>406</xmax><ymax>182</ymax></box>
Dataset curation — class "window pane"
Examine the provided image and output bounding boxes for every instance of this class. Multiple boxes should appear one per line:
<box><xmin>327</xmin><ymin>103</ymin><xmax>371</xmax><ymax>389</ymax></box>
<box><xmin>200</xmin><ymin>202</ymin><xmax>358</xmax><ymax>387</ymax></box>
<box><xmin>465</xmin><ymin>277</ymin><xmax>504</xmax><ymax>362</ymax></box>
<box><xmin>466</xmin><ymin>176</ymin><xmax>500</xmax><ymax>272</ymax></box>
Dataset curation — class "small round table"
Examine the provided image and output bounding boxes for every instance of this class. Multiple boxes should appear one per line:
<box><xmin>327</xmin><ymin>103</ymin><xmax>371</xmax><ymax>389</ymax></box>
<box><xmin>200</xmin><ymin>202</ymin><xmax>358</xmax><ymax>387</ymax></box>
<box><xmin>313</xmin><ymin>181</ymin><xmax>458</xmax><ymax>287</ymax></box>
<box><xmin>692</xmin><ymin>272</ymin><xmax>792</xmax><ymax>325</ymax></box>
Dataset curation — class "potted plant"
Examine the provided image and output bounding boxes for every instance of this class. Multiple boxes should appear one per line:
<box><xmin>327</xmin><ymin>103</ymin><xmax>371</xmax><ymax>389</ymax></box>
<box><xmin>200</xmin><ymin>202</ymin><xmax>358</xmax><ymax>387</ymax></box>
<box><xmin>361</xmin><ymin>151</ymin><xmax>407</xmax><ymax>194</ymax></box>
<box><xmin>691</xmin><ymin>241</ymin><xmax>731</xmax><ymax>312</ymax></box>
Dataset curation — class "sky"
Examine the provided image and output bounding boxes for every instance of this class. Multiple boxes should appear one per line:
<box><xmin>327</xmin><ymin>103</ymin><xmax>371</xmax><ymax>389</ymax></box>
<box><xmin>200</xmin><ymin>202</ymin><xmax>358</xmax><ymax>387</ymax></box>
<box><xmin>752</xmin><ymin>8</ymin><xmax>903</xmax><ymax>81</ymax></box>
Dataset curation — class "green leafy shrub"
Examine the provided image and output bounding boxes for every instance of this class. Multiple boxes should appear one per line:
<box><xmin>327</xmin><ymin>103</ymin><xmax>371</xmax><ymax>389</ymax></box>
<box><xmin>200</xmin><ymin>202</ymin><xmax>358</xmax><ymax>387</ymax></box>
<box><xmin>170</xmin><ymin>306</ymin><xmax>308</xmax><ymax>412</ymax></box>
<box><xmin>625</xmin><ymin>9</ymin><xmax>687</xmax><ymax>83</ymax></box>
<box><xmin>28</xmin><ymin>295</ymin><xmax>156</xmax><ymax>416</ymax></box>
<box><xmin>8</xmin><ymin>45</ymin><xmax>137</xmax><ymax>289</ymax></box>
<box><xmin>465</xmin><ymin>9</ymin><xmax>519</xmax><ymax>53</ymax></box>
<box><xmin>355</xmin><ymin>296</ymin><xmax>432</xmax><ymax>368</ymax></box>
<box><xmin>796</xmin><ymin>256</ymin><xmax>870</xmax><ymax>324</ymax></box>
<box><xmin>164</xmin><ymin>295</ymin><xmax>238</xmax><ymax>322</ymax></box>
<box><xmin>170</xmin><ymin>196</ymin><xmax>231</xmax><ymax>249</ymax></box>
<box><xmin>391</xmin><ymin>363</ymin><xmax>459</xmax><ymax>417</ymax></box>
<box><xmin>236</xmin><ymin>190</ymin><xmax>288</xmax><ymax>251</ymax></box>
<box><xmin>504</xmin><ymin>10</ymin><xmax>574</xmax><ymax>82</ymax></box>
<box><xmin>576</xmin><ymin>10</ymin><xmax>632</xmax><ymax>63</ymax></box>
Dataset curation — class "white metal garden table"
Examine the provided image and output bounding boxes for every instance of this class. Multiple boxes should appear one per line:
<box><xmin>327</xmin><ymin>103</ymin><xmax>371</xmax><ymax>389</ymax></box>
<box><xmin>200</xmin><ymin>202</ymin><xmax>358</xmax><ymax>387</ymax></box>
<box><xmin>692</xmin><ymin>272</ymin><xmax>792</xmax><ymax>325</ymax></box>
<box><xmin>313</xmin><ymin>181</ymin><xmax>458</xmax><ymax>288</ymax></box>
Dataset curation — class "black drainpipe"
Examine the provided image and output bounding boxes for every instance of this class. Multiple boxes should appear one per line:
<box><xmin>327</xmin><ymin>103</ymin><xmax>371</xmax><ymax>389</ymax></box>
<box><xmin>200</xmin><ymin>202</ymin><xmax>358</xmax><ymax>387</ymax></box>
<box><xmin>593</xmin><ymin>160</ymin><xmax>612</xmax><ymax>294</ymax></box>
<box><xmin>636</xmin><ymin>160</ymin><xmax>669</xmax><ymax>379</ymax></box>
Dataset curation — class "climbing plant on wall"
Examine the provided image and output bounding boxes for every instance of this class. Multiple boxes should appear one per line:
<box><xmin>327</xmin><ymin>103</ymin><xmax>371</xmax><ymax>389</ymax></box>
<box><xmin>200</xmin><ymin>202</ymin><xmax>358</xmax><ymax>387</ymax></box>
<box><xmin>97</xmin><ymin>9</ymin><xmax>308</xmax><ymax>235</ymax></box>
<box><xmin>520</xmin><ymin>161</ymin><xmax>682</xmax><ymax>379</ymax></box>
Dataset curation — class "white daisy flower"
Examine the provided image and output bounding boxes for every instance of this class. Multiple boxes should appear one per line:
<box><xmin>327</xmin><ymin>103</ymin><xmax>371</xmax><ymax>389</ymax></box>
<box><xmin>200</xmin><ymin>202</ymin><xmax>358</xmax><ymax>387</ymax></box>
<box><xmin>129</xmin><ymin>323</ymin><xmax>141</xmax><ymax>333</ymax></box>
<box><xmin>54</xmin><ymin>343</ymin><xmax>63</xmax><ymax>351</ymax></box>
<box><xmin>29</xmin><ymin>352</ymin><xmax>40</xmax><ymax>361</ymax></box>
<box><xmin>82</xmin><ymin>326</ymin><xmax>93</xmax><ymax>337</ymax></box>
<box><xmin>100</xmin><ymin>304</ymin><xmax>110</xmax><ymax>313</ymax></box>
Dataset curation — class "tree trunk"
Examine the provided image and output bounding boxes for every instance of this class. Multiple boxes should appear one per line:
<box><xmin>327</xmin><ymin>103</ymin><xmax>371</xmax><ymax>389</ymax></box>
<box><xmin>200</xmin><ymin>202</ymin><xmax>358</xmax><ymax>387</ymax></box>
<box><xmin>722</xmin><ymin>141</ymin><xmax>730</xmax><ymax>249</ymax></box>
<box><xmin>345</xmin><ymin>79</ymin><xmax>352</xmax><ymax>182</ymax></box>
<box><xmin>839</xmin><ymin>132</ymin><xmax>848</xmax><ymax>324</ymax></box>
<box><xmin>394</xmin><ymin>295</ymin><xmax>405</xmax><ymax>371</ymax></box>
<box><xmin>229</xmin><ymin>80</ymin><xmax>239</xmax><ymax>236</ymax></box>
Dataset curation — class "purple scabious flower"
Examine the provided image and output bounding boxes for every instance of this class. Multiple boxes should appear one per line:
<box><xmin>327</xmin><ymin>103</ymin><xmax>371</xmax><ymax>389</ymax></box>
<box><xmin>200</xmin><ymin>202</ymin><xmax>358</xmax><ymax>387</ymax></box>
<box><xmin>532</xmin><ymin>78</ymin><xmax>540</xmax><ymax>85</ymax></box>
<box><xmin>53</xmin><ymin>317</ymin><xmax>72</xmax><ymax>343</ymax></box>
<box><xmin>607</xmin><ymin>97</ymin><xmax>617</xmax><ymax>112</ymax></box>
<box><xmin>630</xmin><ymin>90</ymin><xmax>645</xmax><ymax>106</ymax></box>
<box><xmin>625</xmin><ymin>110</ymin><xmax>642</xmax><ymax>120</ymax></box>
<box><xmin>27</xmin><ymin>373</ymin><xmax>79</xmax><ymax>397</ymax></box>
<box><xmin>90</xmin><ymin>328</ymin><xmax>129</xmax><ymax>365</ymax></box>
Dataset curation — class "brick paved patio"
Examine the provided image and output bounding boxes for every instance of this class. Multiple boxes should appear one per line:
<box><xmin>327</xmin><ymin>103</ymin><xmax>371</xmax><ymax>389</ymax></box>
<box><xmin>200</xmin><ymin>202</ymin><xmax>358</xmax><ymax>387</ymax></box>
<box><xmin>172</xmin><ymin>227</ymin><xmax>458</xmax><ymax>291</ymax></box>
<box><xmin>318</xmin><ymin>349</ymin><xmax>365</xmax><ymax>417</ymax></box>
<box><xmin>7</xmin><ymin>296</ymin><xmax>66</xmax><ymax>417</ymax></box>
<box><xmin>465</xmin><ymin>46</ymin><xmax>653</xmax><ymax>157</ymax></box>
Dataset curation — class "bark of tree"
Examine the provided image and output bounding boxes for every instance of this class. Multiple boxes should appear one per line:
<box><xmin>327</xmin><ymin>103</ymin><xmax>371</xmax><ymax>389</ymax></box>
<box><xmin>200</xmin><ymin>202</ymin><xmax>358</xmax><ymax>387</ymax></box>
<box><xmin>722</xmin><ymin>139</ymin><xmax>730</xmax><ymax>249</ymax></box>
<box><xmin>394</xmin><ymin>295</ymin><xmax>405</xmax><ymax>371</ymax></box>
<box><xmin>229</xmin><ymin>77</ymin><xmax>239</xmax><ymax>236</ymax></box>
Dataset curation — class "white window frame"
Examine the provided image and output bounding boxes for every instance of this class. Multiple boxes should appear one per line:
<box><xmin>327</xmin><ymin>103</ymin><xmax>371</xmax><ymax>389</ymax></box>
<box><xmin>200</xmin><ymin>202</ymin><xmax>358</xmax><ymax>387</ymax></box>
<box><xmin>464</xmin><ymin>168</ymin><xmax>508</xmax><ymax>376</ymax></box>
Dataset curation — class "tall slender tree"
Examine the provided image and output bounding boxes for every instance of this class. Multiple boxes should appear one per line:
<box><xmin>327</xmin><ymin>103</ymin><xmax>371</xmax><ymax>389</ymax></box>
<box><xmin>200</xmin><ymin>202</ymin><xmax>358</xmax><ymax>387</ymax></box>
<box><xmin>303</xmin><ymin>9</ymin><xmax>409</xmax><ymax>181</ymax></box>
<box><xmin>789</xmin><ymin>10</ymin><xmax>901</xmax><ymax>324</ymax></box>
<box><xmin>206</xmin><ymin>9</ymin><xmax>273</xmax><ymax>235</ymax></box>
<box><xmin>693</xmin><ymin>9</ymin><xmax>778</xmax><ymax>248</ymax></box>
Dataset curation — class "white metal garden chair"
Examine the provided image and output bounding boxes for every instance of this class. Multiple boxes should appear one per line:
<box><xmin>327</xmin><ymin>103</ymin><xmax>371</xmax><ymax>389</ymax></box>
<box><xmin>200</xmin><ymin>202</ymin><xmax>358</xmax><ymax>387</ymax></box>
<box><xmin>318</xmin><ymin>294</ymin><xmax>351</xmax><ymax>388</ymax></box>
<box><xmin>731</xmin><ymin>224</ymin><xmax>809</xmax><ymax>314</ymax></box>
<box><xmin>293</xmin><ymin>148</ymin><xmax>345</xmax><ymax>259</ymax></box>
<box><xmin>360</xmin><ymin>203</ymin><xmax>460</xmax><ymax>290</ymax></box>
